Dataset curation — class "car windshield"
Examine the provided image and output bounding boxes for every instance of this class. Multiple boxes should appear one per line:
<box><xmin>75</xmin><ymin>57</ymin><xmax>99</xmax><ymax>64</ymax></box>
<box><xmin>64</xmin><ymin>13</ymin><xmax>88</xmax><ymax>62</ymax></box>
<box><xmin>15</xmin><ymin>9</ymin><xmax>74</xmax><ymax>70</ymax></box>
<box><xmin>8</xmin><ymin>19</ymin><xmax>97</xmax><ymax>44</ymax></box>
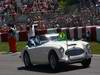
<box><xmin>49</xmin><ymin>36</ymin><xmax>58</xmax><ymax>41</ymax></box>
<box><xmin>48</xmin><ymin>34</ymin><xmax>67</xmax><ymax>41</ymax></box>
<box><xmin>27</xmin><ymin>35</ymin><xmax>48</xmax><ymax>47</ymax></box>
<box><xmin>27</xmin><ymin>37</ymin><xmax>36</xmax><ymax>47</ymax></box>
<box><xmin>39</xmin><ymin>35</ymin><xmax>48</xmax><ymax>44</ymax></box>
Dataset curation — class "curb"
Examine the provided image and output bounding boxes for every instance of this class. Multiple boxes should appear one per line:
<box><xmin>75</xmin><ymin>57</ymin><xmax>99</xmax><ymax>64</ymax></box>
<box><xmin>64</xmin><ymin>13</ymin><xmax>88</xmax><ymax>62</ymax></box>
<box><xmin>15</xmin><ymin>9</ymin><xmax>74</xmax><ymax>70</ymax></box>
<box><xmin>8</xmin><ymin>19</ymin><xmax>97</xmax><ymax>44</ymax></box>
<box><xmin>0</xmin><ymin>52</ymin><xmax>21</xmax><ymax>55</ymax></box>
<box><xmin>93</xmin><ymin>54</ymin><xmax>100</xmax><ymax>57</ymax></box>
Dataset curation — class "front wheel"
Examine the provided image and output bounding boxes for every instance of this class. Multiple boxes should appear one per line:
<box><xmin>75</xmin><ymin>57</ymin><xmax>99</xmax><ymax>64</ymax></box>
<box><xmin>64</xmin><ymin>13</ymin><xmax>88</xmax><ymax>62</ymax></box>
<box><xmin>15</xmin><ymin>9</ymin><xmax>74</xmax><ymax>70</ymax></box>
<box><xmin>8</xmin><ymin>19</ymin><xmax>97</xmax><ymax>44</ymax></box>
<box><xmin>49</xmin><ymin>51</ymin><xmax>59</xmax><ymax>71</ymax></box>
<box><xmin>81</xmin><ymin>58</ymin><xmax>91</xmax><ymax>68</ymax></box>
<box><xmin>23</xmin><ymin>52</ymin><xmax>32</xmax><ymax>68</ymax></box>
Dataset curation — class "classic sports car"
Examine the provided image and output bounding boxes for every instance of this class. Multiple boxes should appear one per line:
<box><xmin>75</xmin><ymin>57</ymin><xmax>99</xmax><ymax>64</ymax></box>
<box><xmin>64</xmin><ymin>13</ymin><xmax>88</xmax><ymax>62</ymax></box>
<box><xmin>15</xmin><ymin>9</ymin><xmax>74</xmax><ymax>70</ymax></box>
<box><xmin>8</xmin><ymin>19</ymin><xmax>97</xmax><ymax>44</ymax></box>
<box><xmin>20</xmin><ymin>33</ymin><xmax>92</xmax><ymax>70</ymax></box>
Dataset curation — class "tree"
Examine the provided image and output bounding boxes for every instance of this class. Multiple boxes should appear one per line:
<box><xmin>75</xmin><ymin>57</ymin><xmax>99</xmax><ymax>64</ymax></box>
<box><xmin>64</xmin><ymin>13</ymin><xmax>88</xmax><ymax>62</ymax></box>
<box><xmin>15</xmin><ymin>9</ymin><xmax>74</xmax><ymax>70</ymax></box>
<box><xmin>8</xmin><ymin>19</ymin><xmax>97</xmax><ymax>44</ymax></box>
<box><xmin>58</xmin><ymin>0</ymin><xmax>80</xmax><ymax>12</ymax></box>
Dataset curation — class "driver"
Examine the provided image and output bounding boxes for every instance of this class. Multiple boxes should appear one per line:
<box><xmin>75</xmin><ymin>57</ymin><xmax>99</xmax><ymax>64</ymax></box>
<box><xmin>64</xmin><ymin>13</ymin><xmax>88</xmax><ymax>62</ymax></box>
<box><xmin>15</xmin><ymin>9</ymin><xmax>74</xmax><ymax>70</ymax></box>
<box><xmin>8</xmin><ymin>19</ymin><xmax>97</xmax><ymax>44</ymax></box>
<box><xmin>27</xmin><ymin>36</ymin><xmax>40</xmax><ymax>47</ymax></box>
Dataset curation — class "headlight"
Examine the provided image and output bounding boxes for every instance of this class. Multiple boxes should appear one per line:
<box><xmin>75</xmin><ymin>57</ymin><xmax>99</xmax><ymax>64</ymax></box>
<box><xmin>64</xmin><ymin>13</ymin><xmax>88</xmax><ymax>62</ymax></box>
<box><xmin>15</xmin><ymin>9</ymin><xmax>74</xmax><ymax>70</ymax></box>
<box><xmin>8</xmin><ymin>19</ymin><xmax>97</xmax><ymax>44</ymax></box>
<box><xmin>59</xmin><ymin>47</ymin><xmax>64</xmax><ymax>53</ymax></box>
<box><xmin>86</xmin><ymin>44</ymin><xmax>90</xmax><ymax>50</ymax></box>
<box><xmin>86</xmin><ymin>44</ymin><xmax>92</xmax><ymax>53</ymax></box>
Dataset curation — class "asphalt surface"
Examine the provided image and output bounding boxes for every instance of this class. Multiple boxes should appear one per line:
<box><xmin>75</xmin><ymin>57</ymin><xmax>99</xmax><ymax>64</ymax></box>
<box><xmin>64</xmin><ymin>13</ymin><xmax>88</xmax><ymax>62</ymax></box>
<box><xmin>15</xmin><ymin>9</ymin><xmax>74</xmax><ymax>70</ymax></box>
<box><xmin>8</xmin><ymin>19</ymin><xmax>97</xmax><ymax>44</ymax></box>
<box><xmin>0</xmin><ymin>53</ymin><xmax>100</xmax><ymax>75</ymax></box>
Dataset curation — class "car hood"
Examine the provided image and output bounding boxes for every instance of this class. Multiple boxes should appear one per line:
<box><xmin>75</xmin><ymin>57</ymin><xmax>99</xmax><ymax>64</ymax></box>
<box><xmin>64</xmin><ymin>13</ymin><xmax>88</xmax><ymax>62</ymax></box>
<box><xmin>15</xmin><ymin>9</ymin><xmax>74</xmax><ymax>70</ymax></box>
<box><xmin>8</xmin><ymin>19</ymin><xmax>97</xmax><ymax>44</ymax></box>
<box><xmin>44</xmin><ymin>40</ymin><xmax>86</xmax><ymax>51</ymax></box>
<box><xmin>54</xmin><ymin>41</ymin><xmax>77</xmax><ymax>50</ymax></box>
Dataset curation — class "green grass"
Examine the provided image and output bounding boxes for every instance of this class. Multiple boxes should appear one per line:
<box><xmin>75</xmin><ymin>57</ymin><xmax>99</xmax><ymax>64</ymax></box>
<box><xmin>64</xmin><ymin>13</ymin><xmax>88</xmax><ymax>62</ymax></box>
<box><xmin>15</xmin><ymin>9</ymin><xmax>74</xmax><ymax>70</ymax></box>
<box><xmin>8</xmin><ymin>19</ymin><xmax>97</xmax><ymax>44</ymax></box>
<box><xmin>0</xmin><ymin>41</ymin><xmax>100</xmax><ymax>54</ymax></box>
<box><xmin>0</xmin><ymin>41</ymin><xmax>26</xmax><ymax>52</ymax></box>
<box><xmin>90</xmin><ymin>42</ymin><xmax>100</xmax><ymax>54</ymax></box>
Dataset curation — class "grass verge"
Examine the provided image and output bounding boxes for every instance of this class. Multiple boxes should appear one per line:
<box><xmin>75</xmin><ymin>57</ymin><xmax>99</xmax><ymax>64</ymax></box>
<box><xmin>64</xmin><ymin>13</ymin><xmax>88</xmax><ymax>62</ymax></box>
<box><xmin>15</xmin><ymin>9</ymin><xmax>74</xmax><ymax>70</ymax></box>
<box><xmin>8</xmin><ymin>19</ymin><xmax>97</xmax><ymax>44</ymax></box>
<box><xmin>0</xmin><ymin>41</ymin><xmax>26</xmax><ymax>52</ymax></box>
<box><xmin>0</xmin><ymin>41</ymin><xmax>100</xmax><ymax>54</ymax></box>
<box><xmin>90</xmin><ymin>42</ymin><xmax>100</xmax><ymax>54</ymax></box>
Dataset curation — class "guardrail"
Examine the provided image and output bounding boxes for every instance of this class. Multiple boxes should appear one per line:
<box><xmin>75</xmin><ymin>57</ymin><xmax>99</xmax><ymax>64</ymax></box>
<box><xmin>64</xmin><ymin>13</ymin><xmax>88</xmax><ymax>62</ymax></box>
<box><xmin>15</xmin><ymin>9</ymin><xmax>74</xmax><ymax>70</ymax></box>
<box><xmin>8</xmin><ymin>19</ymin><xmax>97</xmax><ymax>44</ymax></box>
<box><xmin>0</xmin><ymin>26</ymin><xmax>99</xmax><ymax>42</ymax></box>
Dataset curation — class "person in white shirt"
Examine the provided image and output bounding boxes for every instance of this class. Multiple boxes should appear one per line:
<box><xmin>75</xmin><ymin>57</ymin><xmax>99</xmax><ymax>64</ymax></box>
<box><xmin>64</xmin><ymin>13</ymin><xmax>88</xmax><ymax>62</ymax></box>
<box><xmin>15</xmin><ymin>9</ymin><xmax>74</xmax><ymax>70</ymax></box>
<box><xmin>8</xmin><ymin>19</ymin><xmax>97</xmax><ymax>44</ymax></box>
<box><xmin>27</xmin><ymin>24</ymin><xmax>35</xmax><ymax>40</ymax></box>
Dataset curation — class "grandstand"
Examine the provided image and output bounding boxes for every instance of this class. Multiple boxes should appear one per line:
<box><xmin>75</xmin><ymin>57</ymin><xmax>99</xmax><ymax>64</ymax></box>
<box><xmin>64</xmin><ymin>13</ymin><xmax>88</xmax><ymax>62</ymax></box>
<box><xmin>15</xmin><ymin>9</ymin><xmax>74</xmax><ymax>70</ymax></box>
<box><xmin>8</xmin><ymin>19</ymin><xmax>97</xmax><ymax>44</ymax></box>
<box><xmin>0</xmin><ymin>0</ymin><xmax>100</xmax><ymax>32</ymax></box>
<box><xmin>0</xmin><ymin>0</ymin><xmax>100</xmax><ymax>42</ymax></box>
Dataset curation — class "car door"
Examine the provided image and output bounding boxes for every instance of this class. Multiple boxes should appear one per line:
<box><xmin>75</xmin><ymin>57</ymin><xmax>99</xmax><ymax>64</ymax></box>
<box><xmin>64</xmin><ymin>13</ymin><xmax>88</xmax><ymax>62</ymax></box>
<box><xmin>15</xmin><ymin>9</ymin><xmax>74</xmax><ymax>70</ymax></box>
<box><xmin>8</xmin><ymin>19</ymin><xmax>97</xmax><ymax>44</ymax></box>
<box><xmin>29</xmin><ymin>35</ymin><xmax>51</xmax><ymax>64</ymax></box>
<box><xmin>29</xmin><ymin>44</ymin><xmax>50</xmax><ymax>64</ymax></box>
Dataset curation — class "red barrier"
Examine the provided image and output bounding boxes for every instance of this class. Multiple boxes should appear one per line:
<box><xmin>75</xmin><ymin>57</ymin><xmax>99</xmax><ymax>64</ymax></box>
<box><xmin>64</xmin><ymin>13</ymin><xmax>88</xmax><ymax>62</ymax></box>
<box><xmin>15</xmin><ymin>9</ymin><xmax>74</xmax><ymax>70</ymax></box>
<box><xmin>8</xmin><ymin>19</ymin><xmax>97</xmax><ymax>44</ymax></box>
<box><xmin>57</xmin><ymin>28</ymin><xmax>61</xmax><ymax>33</ymax></box>
<box><xmin>66</xmin><ymin>28</ymin><xmax>70</xmax><ymax>39</ymax></box>
<box><xmin>35</xmin><ymin>29</ymin><xmax>47</xmax><ymax>35</ymax></box>
<box><xmin>19</xmin><ymin>31</ymin><xmax>28</xmax><ymax>41</ymax></box>
<box><xmin>74</xmin><ymin>27</ymin><xmax>78</xmax><ymax>40</ymax></box>
<box><xmin>91</xmin><ymin>27</ymin><xmax>96</xmax><ymax>41</ymax></box>
<box><xmin>82</xmin><ymin>27</ymin><xmax>86</xmax><ymax>39</ymax></box>
<box><xmin>1</xmin><ymin>33</ymin><xmax>8</xmax><ymax>42</ymax></box>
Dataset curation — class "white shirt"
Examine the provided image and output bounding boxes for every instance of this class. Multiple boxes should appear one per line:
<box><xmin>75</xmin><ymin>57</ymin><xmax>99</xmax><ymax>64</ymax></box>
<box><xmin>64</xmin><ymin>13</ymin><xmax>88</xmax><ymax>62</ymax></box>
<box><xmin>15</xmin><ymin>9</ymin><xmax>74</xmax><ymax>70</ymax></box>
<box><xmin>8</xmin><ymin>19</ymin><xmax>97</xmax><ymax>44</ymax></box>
<box><xmin>28</xmin><ymin>24</ymin><xmax>35</xmax><ymax>40</ymax></box>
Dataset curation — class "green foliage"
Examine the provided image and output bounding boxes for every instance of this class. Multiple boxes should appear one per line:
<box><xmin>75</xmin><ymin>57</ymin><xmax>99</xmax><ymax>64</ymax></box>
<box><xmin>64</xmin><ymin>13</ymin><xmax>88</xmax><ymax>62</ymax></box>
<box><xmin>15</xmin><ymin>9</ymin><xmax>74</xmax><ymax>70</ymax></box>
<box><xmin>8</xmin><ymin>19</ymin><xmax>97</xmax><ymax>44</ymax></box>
<box><xmin>58</xmin><ymin>0</ymin><xmax>65</xmax><ymax>9</ymax></box>
<box><xmin>65</xmin><ymin>0</ymin><xmax>79</xmax><ymax>5</ymax></box>
<box><xmin>58</xmin><ymin>0</ymin><xmax>79</xmax><ymax>11</ymax></box>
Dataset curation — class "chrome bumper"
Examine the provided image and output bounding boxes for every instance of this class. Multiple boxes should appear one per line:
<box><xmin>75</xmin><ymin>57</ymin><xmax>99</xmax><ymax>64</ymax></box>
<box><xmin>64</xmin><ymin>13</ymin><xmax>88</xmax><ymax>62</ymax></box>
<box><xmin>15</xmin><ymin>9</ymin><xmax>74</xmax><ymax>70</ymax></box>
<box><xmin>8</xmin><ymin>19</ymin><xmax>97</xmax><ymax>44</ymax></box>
<box><xmin>59</xmin><ymin>53</ymin><xmax>92</xmax><ymax>63</ymax></box>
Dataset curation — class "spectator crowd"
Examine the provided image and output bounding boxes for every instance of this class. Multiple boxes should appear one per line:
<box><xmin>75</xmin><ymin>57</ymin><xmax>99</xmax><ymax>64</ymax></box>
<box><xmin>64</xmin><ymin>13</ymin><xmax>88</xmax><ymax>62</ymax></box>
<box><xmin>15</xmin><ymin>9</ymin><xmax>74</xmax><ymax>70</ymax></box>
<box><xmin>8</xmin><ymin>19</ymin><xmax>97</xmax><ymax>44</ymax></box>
<box><xmin>0</xmin><ymin>0</ymin><xmax>100</xmax><ymax>33</ymax></box>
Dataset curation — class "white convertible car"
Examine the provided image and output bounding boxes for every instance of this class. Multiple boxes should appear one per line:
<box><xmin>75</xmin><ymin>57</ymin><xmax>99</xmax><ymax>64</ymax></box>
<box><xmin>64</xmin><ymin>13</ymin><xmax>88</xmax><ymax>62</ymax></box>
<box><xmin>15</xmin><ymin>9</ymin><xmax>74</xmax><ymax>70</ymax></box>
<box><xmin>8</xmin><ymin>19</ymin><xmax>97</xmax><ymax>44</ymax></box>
<box><xmin>20</xmin><ymin>33</ymin><xmax>92</xmax><ymax>70</ymax></box>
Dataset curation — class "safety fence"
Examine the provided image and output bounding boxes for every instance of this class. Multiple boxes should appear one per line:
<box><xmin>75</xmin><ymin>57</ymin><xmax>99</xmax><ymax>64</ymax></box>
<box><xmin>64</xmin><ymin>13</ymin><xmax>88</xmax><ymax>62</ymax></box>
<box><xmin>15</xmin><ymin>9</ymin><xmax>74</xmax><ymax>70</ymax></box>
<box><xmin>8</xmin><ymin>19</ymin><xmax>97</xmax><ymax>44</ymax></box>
<box><xmin>0</xmin><ymin>26</ymin><xmax>100</xmax><ymax>42</ymax></box>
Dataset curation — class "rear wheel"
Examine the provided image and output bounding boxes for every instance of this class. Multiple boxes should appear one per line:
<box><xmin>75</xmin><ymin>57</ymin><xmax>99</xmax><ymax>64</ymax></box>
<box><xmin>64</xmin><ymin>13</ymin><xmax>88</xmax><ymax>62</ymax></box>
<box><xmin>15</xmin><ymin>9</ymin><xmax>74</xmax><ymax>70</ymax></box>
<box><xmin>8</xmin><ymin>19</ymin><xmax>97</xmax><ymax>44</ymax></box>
<box><xmin>81</xmin><ymin>58</ymin><xmax>91</xmax><ymax>68</ymax></box>
<box><xmin>23</xmin><ymin>52</ymin><xmax>32</xmax><ymax>68</ymax></box>
<box><xmin>49</xmin><ymin>51</ymin><xmax>59</xmax><ymax>71</ymax></box>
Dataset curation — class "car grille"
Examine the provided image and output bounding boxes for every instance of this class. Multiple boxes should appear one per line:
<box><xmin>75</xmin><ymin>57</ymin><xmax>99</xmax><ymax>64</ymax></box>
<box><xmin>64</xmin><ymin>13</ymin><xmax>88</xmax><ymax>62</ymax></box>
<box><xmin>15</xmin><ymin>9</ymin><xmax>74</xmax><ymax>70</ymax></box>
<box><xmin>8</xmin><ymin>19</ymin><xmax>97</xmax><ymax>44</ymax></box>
<box><xmin>65</xmin><ymin>48</ymin><xmax>84</xmax><ymax>56</ymax></box>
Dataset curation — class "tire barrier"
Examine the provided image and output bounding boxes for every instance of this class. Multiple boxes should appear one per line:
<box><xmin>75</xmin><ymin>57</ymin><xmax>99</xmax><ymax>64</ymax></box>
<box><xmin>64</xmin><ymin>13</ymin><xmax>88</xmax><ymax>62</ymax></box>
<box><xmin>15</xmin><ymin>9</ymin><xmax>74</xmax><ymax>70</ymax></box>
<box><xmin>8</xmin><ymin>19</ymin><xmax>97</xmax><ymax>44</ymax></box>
<box><xmin>57</xmin><ymin>28</ymin><xmax>61</xmax><ymax>33</ymax></box>
<box><xmin>74</xmin><ymin>27</ymin><xmax>78</xmax><ymax>40</ymax></box>
<box><xmin>91</xmin><ymin>27</ymin><xmax>96</xmax><ymax>41</ymax></box>
<box><xmin>0</xmin><ymin>26</ymin><xmax>99</xmax><ymax>42</ymax></box>
<box><xmin>82</xmin><ymin>27</ymin><xmax>86</xmax><ymax>40</ymax></box>
<box><xmin>19</xmin><ymin>31</ymin><xmax>28</xmax><ymax>41</ymax></box>
<box><xmin>66</xmin><ymin>28</ymin><xmax>70</xmax><ymax>40</ymax></box>
<box><xmin>35</xmin><ymin>29</ymin><xmax>47</xmax><ymax>35</ymax></box>
<box><xmin>1</xmin><ymin>33</ymin><xmax>8</xmax><ymax>42</ymax></box>
<box><xmin>85</xmin><ymin>26</ymin><xmax>96</xmax><ymax>41</ymax></box>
